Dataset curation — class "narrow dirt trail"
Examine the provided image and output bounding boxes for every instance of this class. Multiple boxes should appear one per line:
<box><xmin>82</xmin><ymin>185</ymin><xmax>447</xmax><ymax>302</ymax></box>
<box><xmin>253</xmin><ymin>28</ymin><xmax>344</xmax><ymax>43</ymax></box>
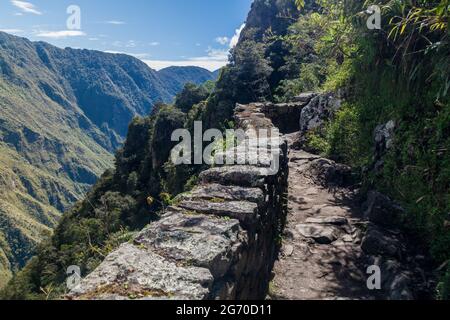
<box><xmin>270</xmin><ymin>146</ymin><xmax>376</xmax><ymax>300</ymax></box>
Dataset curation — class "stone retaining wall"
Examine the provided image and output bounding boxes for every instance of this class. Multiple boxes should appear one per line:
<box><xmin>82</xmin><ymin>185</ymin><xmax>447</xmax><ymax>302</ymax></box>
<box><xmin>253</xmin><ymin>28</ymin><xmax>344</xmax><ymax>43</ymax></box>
<box><xmin>235</xmin><ymin>99</ymin><xmax>311</xmax><ymax>134</ymax></box>
<box><xmin>69</xmin><ymin>103</ymin><xmax>290</xmax><ymax>300</ymax></box>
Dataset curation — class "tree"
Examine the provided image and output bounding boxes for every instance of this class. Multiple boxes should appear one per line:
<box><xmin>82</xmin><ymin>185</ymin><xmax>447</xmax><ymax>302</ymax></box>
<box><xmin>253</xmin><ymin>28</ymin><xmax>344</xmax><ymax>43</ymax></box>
<box><xmin>228</xmin><ymin>38</ymin><xmax>274</xmax><ymax>102</ymax></box>
<box><xmin>174</xmin><ymin>83</ymin><xmax>210</xmax><ymax>113</ymax></box>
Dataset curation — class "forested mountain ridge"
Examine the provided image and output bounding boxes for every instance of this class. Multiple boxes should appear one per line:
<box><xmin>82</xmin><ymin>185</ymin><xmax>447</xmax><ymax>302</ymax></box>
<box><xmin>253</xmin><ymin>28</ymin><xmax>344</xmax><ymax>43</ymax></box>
<box><xmin>0</xmin><ymin>31</ymin><xmax>216</xmax><ymax>287</ymax></box>
<box><xmin>1</xmin><ymin>0</ymin><xmax>449</xmax><ymax>300</ymax></box>
<box><xmin>158</xmin><ymin>66</ymin><xmax>219</xmax><ymax>97</ymax></box>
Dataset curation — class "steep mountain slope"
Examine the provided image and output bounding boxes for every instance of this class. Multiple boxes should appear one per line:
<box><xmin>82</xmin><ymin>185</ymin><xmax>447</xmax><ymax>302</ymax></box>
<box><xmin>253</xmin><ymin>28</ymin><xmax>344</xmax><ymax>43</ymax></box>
<box><xmin>0</xmin><ymin>31</ymin><xmax>215</xmax><ymax>286</ymax></box>
<box><xmin>2</xmin><ymin>0</ymin><xmax>448</xmax><ymax>300</ymax></box>
<box><xmin>157</xmin><ymin>66</ymin><xmax>217</xmax><ymax>97</ymax></box>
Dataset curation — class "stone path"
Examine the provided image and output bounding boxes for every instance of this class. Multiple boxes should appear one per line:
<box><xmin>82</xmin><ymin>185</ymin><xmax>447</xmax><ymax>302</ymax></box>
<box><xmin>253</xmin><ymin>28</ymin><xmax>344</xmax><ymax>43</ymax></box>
<box><xmin>67</xmin><ymin>99</ymin><xmax>429</xmax><ymax>300</ymax></box>
<box><xmin>270</xmin><ymin>145</ymin><xmax>375</xmax><ymax>300</ymax></box>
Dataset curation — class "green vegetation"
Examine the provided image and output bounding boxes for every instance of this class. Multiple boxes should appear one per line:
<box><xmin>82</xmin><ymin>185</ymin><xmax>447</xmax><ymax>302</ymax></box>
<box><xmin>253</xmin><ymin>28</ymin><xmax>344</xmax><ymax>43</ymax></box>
<box><xmin>286</xmin><ymin>0</ymin><xmax>449</xmax><ymax>298</ymax></box>
<box><xmin>0</xmin><ymin>103</ymin><xmax>186</xmax><ymax>299</ymax></box>
<box><xmin>1</xmin><ymin>73</ymin><xmax>235</xmax><ymax>297</ymax></box>
<box><xmin>2</xmin><ymin>0</ymin><xmax>448</xmax><ymax>299</ymax></box>
<box><xmin>0</xmin><ymin>76</ymin><xmax>113</xmax><ymax>289</ymax></box>
<box><xmin>0</xmin><ymin>31</ymin><xmax>217</xmax><ymax>288</ymax></box>
<box><xmin>174</xmin><ymin>82</ymin><xmax>211</xmax><ymax>113</ymax></box>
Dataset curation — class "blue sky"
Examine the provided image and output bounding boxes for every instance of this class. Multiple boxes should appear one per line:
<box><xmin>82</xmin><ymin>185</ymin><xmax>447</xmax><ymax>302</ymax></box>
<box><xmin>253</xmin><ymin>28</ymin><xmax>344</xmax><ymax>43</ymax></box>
<box><xmin>0</xmin><ymin>0</ymin><xmax>253</xmax><ymax>70</ymax></box>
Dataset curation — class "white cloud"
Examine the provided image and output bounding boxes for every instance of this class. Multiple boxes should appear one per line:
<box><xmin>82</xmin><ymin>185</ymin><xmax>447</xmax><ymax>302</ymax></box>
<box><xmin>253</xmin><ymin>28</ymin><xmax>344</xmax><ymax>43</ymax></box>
<box><xmin>112</xmin><ymin>40</ymin><xmax>140</xmax><ymax>48</ymax></box>
<box><xmin>199</xmin><ymin>47</ymin><xmax>229</xmax><ymax>61</ymax></box>
<box><xmin>11</xmin><ymin>1</ymin><xmax>42</xmax><ymax>15</ymax></box>
<box><xmin>105</xmin><ymin>45</ymin><xmax>228</xmax><ymax>71</ymax></box>
<box><xmin>99</xmin><ymin>23</ymin><xmax>246</xmax><ymax>72</ymax></box>
<box><xmin>214</xmin><ymin>23</ymin><xmax>245</xmax><ymax>49</ymax></box>
<box><xmin>36</xmin><ymin>30</ymin><xmax>86</xmax><ymax>39</ymax></box>
<box><xmin>104</xmin><ymin>50</ymin><xmax>123</xmax><ymax>54</ymax></box>
<box><xmin>105</xmin><ymin>20</ymin><xmax>126</xmax><ymax>25</ymax></box>
<box><xmin>230</xmin><ymin>23</ymin><xmax>245</xmax><ymax>48</ymax></box>
<box><xmin>215</xmin><ymin>36</ymin><xmax>229</xmax><ymax>46</ymax></box>
<box><xmin>149</xmin><ymin>42</ymin><xmax>160</xmax><ymax>46</ymax></box>
<box><xmin>105</xmin><ymin>51</ymin><xmax>150</xmax><ymax>59</ymax></box>
<box><xmin>142</xmin><ymin>47</ymin><xmax>229</xmax><ymax>71</ymax></box>
<box><xmin>131</xmin><ymin>53</ymin><xmax>151</xmax><ymax>59</ymax></box>
<box><xmin>143</xmin><ymin>59</ymin><xmax>225</xmax><ymax>71</ymax></box>
<box><xmin>125</xmin><ymin>40</ymin><xmax>137</xmax><ymax>48</ymax></box>
<box><xmin>0</xmin><ymin>29</ymin><xmax>24</xmax><ymax>35</ymax></box>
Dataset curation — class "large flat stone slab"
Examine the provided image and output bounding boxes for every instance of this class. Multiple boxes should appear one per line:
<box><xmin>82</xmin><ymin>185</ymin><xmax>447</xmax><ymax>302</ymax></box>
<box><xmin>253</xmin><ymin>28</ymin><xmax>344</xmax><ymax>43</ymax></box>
<box><xmin>200</xmin><ymin>166</ymin><xmax>273</xmax><ymax>188</ymax></box>
<box><xmin>200</xmin><ymin>165</ymin><xmax>274</xmax><ymax>187</ymax></box>
<box><xmin>214</xmin><ymin>149</ymin><xmax>276</xmax><ymax>168</ymax></box>
<box><xmin>69</xmin><ymin>243</ymin><xmax>213</xmax><ymax>300</ymax></box>
<box><xmin>135</xmin><ymin>212</ymin><xmax>247</xmax><ymax>278</ymax></box>
<box><xmin>177</xmin><ymin>200</ymin><xmax>258</xmax><ymax>228</ymax></box>
<box><xmin>179</xmin><ymin>183</ymin><xmax>264</xmax><ymax>204</ymax></box>
<box><xmin>296</xmin><ymin>224</ymin><xmax>340</xmax><ymax>244</ymax></box>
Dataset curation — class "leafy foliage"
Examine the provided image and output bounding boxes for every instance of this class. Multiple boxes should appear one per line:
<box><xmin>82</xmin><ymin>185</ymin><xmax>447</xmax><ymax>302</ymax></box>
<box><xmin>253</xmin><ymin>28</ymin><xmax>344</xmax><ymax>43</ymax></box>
<box><xmin>275</xmin><ymin>0</ymin><xmax>449</xmax><ymax>298</ymax></box>
<box><xmin>174</xmin><ymin>83</ymin><xmax>211</xmax><ymax>113</ymax></box>
<box><xmin>0</xmin><ymin>31</ymin><xmax>217</xmax><ymax>287</ymax></box>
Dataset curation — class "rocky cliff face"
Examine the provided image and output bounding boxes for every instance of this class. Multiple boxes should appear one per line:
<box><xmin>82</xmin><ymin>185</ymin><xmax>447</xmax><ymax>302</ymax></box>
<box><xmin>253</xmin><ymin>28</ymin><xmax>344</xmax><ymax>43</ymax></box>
<box><xmin>240</xmin><ymin>0</ymin><xmax>300</xmax><ymax>42</ymax></box>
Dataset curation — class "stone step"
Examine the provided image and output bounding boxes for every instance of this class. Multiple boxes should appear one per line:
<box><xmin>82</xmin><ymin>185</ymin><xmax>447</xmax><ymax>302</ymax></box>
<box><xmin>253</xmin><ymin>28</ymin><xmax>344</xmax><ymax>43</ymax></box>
<box><xmin>200</xmin><ymin>165</ymin><xmax>275</xmax><ymax>188</ymax></box>
<box><xmin>177</xmin><ymin>183</ymin><xmax>264</xmax><ymax>205</ymax></box>
<box><xmin>135</xmin><ymin>211</ymin><xmax>247</xmax><ymax>278</ymax></box>
<box><xmin>177</xmin><ymin>200</ymin><xmax>258</xmax><ymax>229</ymax></box>
<box><xmin>214</xmin><ymin>150</ymin><xmax>276</xmax><ymax>168</ymax></box>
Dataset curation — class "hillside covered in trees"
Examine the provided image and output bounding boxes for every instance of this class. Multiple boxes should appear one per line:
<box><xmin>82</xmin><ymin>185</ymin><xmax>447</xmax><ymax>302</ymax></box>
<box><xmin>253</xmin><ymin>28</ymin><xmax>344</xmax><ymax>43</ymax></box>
<box><xmin>1</xmin><ymin>0</ymin><xmax>449</xmax><ymax>300</ymax></box>
<box><xmin>0</xmin><ymin>31</ymin><xmax>217</xmax><ymax>288</ymax></box>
